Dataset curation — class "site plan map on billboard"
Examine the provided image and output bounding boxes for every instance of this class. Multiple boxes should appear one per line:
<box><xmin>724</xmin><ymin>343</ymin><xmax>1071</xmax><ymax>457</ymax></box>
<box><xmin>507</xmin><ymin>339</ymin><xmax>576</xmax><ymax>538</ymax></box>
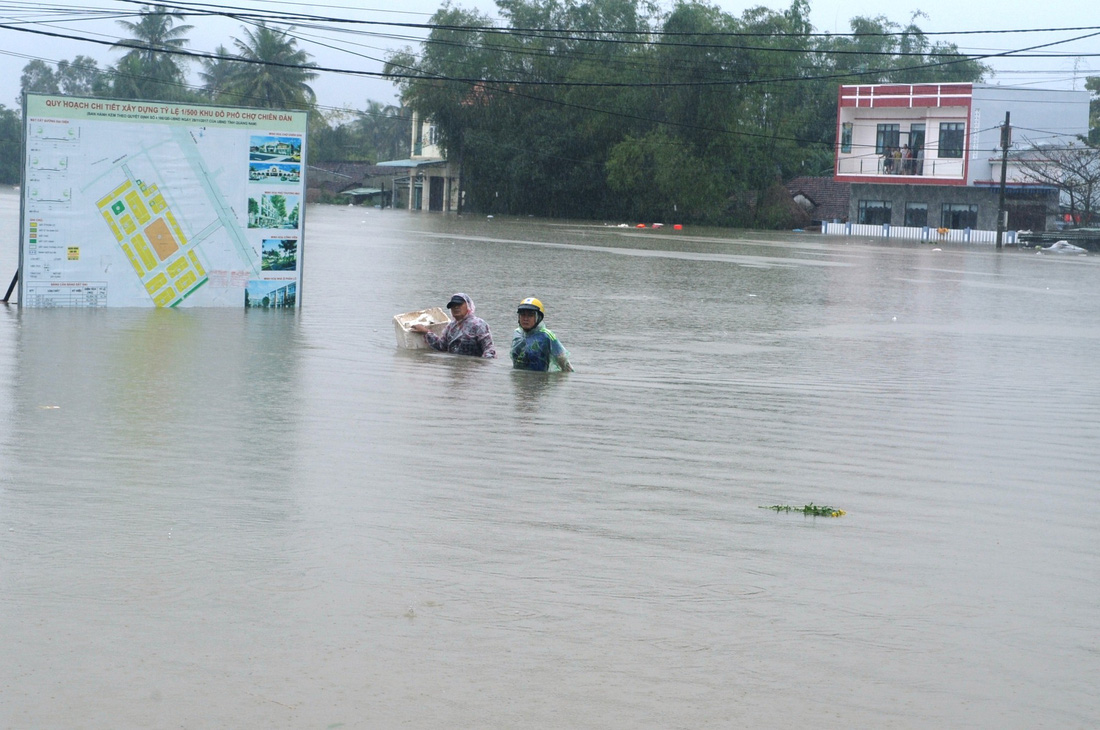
<box><xmin>19</xmin><ymin>94</ymin><xmax>307</xmax><ymax>307</ymax></box>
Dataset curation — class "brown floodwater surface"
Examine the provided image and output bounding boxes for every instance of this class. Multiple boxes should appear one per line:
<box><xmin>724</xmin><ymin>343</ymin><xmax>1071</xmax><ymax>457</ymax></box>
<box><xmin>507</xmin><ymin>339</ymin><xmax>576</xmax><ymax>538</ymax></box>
<box><xmin>2</xmin><ymin>190</ymin><xmax>1098</xmax><ymax>728</ymax></box>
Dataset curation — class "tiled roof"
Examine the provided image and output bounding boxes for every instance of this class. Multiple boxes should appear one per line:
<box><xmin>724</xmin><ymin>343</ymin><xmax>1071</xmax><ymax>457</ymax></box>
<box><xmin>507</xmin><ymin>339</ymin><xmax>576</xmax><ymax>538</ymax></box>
<box><xmin>307</xmin><ymin>161</ymin><xmax>412</xmax><ymax>195</ymax></box>
<box><xmin>785</xmin><ymin>176</ymin><xmax>851</xmax><ymax>222</ymax></box>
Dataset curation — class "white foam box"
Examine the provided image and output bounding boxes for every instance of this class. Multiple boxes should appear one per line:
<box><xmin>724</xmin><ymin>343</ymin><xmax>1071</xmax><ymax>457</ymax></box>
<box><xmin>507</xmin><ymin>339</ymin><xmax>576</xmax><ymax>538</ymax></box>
<box><xmin>393</xmin><ymin>307</ymin><xmax>451</xmax><ymax>349</ymax></box>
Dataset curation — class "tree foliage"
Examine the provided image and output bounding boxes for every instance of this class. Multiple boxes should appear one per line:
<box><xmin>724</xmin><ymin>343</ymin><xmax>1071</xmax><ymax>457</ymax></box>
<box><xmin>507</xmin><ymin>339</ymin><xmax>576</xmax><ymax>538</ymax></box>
<box><xmin>220</xmin><ymin>23</ymin><xmax>318</xmax><ymax>110</ymax></box>
<box><xmin>385</xmin><ymin>0</ymin><xmax>988</xmax><ymax>225</ymax></box>
<box><xmin>198</xmin><ymin>45</ymin><xmax>241</xmax><ymax>102</ymax></box>
<box><xmin>0</xmin><ymin>105</ymin><xmax>22</xmax><ymax>183</ymax></box>
<box><xmin>1086</xmin><ymin>76</ymin><xmax>1100</xmax><ymax>145</ymax></box>
<box><xmin>4</xmin><ymin>3</ymin><xmax>997</xmax><ymax>220</ymax></box>
<box><xmin>111</xmin><ymin>4</ymin><xmax>194</xmax><ymax>101</ymax></box>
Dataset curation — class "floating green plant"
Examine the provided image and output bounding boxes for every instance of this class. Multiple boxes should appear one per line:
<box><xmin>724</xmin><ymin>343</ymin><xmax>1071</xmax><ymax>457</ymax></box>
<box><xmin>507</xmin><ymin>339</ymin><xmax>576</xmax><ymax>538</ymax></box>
<box><xmin>761</xmin><ymin>503</ymin><xmax>846</xmax><ymax>517</ymax></box>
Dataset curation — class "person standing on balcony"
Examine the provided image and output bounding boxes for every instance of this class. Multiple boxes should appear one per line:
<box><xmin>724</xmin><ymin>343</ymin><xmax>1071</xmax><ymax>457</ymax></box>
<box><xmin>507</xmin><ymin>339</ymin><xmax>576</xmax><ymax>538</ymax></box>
<box><xmin>902</xmin><ymin>144</ymin><xmax>913</xmax><ymax>174</ymax></box>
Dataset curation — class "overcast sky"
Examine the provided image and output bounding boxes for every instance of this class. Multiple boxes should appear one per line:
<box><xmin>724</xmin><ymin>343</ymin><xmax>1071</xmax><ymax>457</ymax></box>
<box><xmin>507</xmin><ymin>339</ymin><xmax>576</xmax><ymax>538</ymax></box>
<box><xmin>0</xmin><ymin>0</ymin><xmax>1096</xmax><ymax>113</ymax></box>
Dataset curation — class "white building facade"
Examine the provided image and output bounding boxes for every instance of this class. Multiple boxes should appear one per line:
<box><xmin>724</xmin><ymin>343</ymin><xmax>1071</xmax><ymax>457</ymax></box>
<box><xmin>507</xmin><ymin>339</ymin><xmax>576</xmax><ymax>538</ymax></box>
<box><xmin>377</xmin><ymin>112</ymin><xmax>460</xmax><ymax>212</ymax></box>
<box><xmin>833</xmin><ymin>83</ymin><xmax>1089</xmax><ymax>232</ymax></box>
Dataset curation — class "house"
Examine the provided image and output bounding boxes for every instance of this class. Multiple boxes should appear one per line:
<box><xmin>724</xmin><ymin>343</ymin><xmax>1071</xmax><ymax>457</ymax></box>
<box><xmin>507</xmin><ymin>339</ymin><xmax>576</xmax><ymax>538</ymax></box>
<box><xmin>306</xmin><ymin>161</ymin><xmax>395</xmax><ymax>206</ymax></box>
<box><xmin>834</xmin><ymin>83</ymin><xmax>1089</xmax><ymax>231</ymax></box>
<box><xmin>376</xmin><ymin>112</ymin><xmax>460</xmax><ymax>212</ymax></box>
<box><xmin>785</xmin><ymin>176</ymin><xmax>851</xmax><ymax>225</ymax></box>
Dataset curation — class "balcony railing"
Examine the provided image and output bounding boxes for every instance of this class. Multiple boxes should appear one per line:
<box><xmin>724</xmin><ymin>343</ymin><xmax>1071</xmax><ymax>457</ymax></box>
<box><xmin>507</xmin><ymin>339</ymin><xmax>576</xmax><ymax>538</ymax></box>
<box><xmin>836</xmin><ymin>155</ymin><xmax>964</xmax><ymax>179</ymax></box>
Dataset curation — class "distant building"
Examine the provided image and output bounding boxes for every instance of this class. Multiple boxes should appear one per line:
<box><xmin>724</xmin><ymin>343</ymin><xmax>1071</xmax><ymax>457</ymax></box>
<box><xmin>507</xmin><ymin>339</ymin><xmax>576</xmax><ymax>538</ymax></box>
<box><xmin>376</xmin><ymin>111</ymin><xmax>459</xmax><ymax>212</ymax></box>
<box><xmin>305</xmin><ymin>162</ymin><xmax>396</xmax><ymax>206</ymax></box>
<box><xmin>834</xmin><ymin>83</ymin><xmax>1089</xmax><ymax>231</ymax></box>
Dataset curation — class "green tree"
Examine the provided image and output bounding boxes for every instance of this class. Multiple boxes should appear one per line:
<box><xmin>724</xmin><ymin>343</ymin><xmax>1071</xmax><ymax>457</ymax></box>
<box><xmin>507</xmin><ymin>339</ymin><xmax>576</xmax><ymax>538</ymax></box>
<box><xmin>1086</xmin><ymin>77</ymin><xmax>1100</xmax><ymax>145</ymax></box>
<box><xmin>199</xmin><ymin>44</ymin><xmax>241</xmax><ymax>102</ymax></box>
<box><xmin>56</xmin><ymin>56</ymin><xmax>110</xmax><ymax>97</ymax></box>
<box><xmin>606</xmin><ymin>130</ymin><xmax>721</xmax><ymax>222</ymax></box>
<box><xmin>111</xmin><ymin>5</ymin><xmax>194</xmax><ymax>101</ymax></box>
<box><xmin>357</xmin><ymin>101</ymin><xmax>409</xmax><ymax>160</ymax></box>
<box><xmin>19</xmin><ymin>60</ymin><xmax>59</xmax><ymax>98</ymax></box>
<box><xmin>0</xmin><ymin>104</ymin><xmax>22</xmax><ymax>183</ymax></box>
<box><xmin>222</xmin><ymin>23</ymin><xmax>318</xmax><ymax>110</ymax></box>
<box><xmin>270</xmin><ymin>194</ymin><xmax>287</xmax><ymax>219</ymax></box>
<box><xmin>309</xmin><ymin>109</ymin><xmax>358</xmax><ymax>163</ymax></box>
<box><xmin>385</xmin><ymin>0</ymin><xmax>988</xmax><ymax>226</ymax></box>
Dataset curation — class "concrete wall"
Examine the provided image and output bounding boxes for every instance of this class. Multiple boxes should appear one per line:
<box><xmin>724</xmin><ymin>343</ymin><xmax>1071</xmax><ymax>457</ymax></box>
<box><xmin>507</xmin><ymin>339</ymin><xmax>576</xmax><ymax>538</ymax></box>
<box><xmin>849</xmin><ymin>182</ymin><xmax>1058</xmax><ymax>231</ymax></box>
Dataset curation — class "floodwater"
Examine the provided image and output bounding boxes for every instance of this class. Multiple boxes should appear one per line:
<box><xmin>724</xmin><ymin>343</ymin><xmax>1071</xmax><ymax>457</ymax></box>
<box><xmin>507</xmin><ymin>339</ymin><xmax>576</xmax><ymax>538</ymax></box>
<box><xmin>2</xmin><ymin>187</ymin><xmax>1099</xmax><ymax>729</ymax></box>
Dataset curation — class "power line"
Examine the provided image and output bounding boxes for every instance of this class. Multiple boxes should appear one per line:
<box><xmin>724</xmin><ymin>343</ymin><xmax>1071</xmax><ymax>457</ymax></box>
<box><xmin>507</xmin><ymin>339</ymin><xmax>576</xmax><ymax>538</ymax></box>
<box><xmin>6</xmin><ymin>45</ymin><xmax>410</xmax><ymax>121</ymax></box>
<box><xmin>7</xmin><ymin>17</ymin><xmax>1094</xmax><ymax>91</ymax></box>
<box><xmin>132</xmin><ymin>1</ymin><xmax>1100</xmax><ymax>40</ymax></box>
<box><xmin>2</xmin><ymin>7</ymin><xmax>1094</xmax><ymax>157</ymax></box>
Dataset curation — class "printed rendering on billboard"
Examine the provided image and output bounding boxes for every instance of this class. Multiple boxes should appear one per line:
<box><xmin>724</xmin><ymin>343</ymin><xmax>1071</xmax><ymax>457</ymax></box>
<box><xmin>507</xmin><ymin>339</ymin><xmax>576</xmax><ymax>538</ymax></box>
<box><xmin>18</xmin><ymin>94</ymin><xmax>307</xmax><ymax>308</ymax></box>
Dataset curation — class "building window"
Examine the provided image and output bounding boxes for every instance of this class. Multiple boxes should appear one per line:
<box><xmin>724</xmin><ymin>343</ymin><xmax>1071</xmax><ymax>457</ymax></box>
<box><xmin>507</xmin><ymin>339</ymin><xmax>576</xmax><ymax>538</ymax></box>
<box><xmin>858</xmin><ymin>200</ymin><xmax>892</xmax><ymax>225</ymax></box>
<box><xmin>938</xmin><ymin>122</ymin><xmax>965</xmax><ymax>158</ymax></box>
<box><xmin>876</xmin><ymin>124</ymin><xmax>900</xmax><ymax>155</ymax></box>
<box><xmin>941</xmin><ymin>203</ymin><xmax>978</xmax><ymax>229</ymax></box>
<box><xmin>904</xmin><ymin>203</ymin><xmax>928</xmax><ymax>227</ymax></box>
<box><xmin>840</xmin><ymin>122</ymin><xmax>853</xmax><ymax>153</ymax></box>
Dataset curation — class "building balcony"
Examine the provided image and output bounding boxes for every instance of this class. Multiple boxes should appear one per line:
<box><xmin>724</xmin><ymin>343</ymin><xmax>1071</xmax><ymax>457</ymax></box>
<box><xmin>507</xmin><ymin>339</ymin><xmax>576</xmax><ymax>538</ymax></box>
<box><xmin>836</xmin><ymin>154</ymin><xmax>965</xmax><ymax>182</ymax></box>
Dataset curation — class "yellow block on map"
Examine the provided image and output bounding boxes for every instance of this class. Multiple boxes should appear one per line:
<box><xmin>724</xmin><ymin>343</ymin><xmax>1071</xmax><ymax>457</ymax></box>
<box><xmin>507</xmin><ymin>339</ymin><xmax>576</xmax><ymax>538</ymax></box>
<box><xmin>175</xmin><ymin>270</ymin><xmax>198</xmax><ymax>292</ymax></box>
<box><xmin>132</xmin><ymin>234</ymin><xmax>157</xmax><ymax>270</ymax></box>
<box><xmin>188</xmin><ymin>250</ymin><xmax>206</xmax><ymax>277</ymax></box>
<box><xmin>120</xmin><ymin>215</ymin><xmax>137</xmax><ymax>235</ymax></box>
<box><xmin>167</xmin><ymin>256</ymin><xmax>190</xmax><ymax>279</ymax></box>
<box><xmin>153</xmin><ymin>286</ymin><xmax>177</xmax><ymax>307</ymax></box>
<box><xmin>145</xmin><ymin>273</ymin><xmax>168</xmax><ymax>294</ymax></box>
<box><xmin>122</xmin><ymin>244</ymin><xmax>143</xmax><ymax>276</ymax></box>
<box><xmin>96</xmin><ymin>180</ymin><xmax>131</xmax><ymax>209</ymax></box>
<box><xmin>102</xmin><ymin>211</ymin><xmax>123</xmax><ymax>242</ymax></box>
<box><xmin>165</xmin><ymin>211</ymin><xmax>187</xmax><ymax>245</ymax></box>
<box><xmin>149</xmin><ymin>194</ymin><xmax>166</xmax><ymax>213</ymax></box>
<box><xmin>125</xmin><ymin>191</ymin><xmax>151</xmax><ymax>224</ymax></box>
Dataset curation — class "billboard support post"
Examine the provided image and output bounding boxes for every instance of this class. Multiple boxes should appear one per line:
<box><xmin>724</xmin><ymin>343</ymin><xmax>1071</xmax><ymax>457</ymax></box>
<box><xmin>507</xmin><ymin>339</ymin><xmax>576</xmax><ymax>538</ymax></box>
<box><xmin>2</xmin><ymin>271</ymin><xmax>17</xmax><ymax>303</ymax></box>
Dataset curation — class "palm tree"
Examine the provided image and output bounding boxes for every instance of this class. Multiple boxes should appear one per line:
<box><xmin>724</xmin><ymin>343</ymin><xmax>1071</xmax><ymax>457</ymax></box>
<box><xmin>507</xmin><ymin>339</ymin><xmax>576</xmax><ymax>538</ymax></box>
<box><xmin>199</xmin><ymin>45</ymin><xmax>240</xmax><ymax>102</ymax></box>
<box><xmin>111</xmin><ymin>5</ymin><xmax>193</xmax><ymax>100</ymax></box>
<box><xmin>357</xmin><ymin>101</ymin><xmax>409</xmax><ymax>160</ymax></box>
<box><xmin>223</xmin><ymin>23</ymin><xmax>318</xmax><ymax>110</ymax></box>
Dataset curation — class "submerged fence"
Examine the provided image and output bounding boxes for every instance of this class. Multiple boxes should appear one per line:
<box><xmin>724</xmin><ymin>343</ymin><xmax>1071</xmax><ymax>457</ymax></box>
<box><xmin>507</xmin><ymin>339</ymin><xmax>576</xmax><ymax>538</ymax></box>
<box><xmin>823</xmin><ymin>222</ymin><xmax>1019</xmax><ymax>244</ymax></box>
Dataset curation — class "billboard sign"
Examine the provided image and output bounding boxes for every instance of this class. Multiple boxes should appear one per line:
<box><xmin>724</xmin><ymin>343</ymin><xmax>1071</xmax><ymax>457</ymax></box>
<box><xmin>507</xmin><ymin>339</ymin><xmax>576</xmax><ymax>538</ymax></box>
<box><xmin>19</xmin><ymin>94</ymin><xmax>307</xmax><ymax>307</ymax></box>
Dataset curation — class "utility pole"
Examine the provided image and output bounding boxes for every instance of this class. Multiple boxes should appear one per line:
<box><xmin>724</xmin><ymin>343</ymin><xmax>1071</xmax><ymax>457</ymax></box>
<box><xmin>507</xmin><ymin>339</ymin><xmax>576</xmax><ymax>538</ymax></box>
<box><xmin>996</xmin><ymin>111</ymin><xmax>1011</xmax><ymax>250</ymax></box>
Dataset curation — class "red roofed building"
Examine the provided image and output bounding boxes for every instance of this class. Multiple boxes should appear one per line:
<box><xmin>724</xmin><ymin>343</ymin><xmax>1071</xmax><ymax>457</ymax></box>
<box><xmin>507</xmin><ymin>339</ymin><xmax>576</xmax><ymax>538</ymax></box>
<box><xmin>833</xmin><ymin>83</ymin><xmax>1089</xmax><ymax>232</ymax></box>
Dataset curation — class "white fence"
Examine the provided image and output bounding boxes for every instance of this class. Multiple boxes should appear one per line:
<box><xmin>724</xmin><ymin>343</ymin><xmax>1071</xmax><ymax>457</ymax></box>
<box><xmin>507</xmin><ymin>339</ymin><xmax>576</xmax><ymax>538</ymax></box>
<box><xmin>823</xmin><ymin>222</ymin><xmax>1018</xmax><ymax>245</ymax></box>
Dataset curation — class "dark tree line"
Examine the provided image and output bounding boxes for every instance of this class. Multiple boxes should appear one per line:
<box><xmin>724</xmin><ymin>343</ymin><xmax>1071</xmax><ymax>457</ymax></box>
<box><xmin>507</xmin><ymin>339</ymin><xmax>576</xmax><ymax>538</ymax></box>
<box><xmin>385</xmin><ymin>0</ymin><xmax>993</xmax><ymax>225</ymax></box>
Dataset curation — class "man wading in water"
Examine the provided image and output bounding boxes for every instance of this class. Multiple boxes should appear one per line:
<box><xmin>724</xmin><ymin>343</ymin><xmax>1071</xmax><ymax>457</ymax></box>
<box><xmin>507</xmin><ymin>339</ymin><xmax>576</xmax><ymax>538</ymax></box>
<box><xmin>510</xmin><ymin>297</ymin><xmax>573</xmax><ymax>372</ymax></box>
